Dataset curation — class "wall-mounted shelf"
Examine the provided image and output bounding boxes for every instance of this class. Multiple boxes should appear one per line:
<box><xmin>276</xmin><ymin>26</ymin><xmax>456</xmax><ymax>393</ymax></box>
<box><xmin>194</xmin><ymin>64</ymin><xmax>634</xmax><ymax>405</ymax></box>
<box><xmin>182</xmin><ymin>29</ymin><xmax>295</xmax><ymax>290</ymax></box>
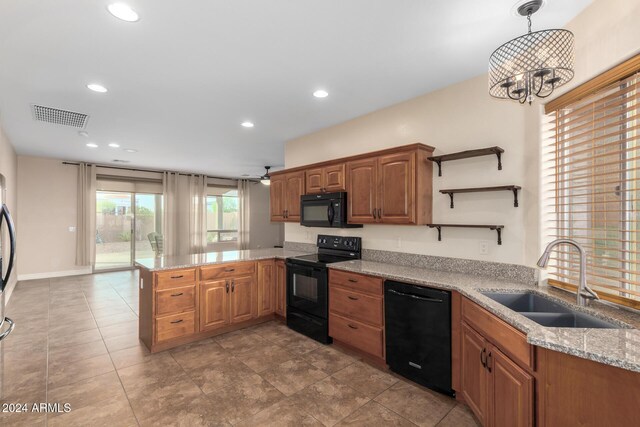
<box><xmin>427</xmin><ymin>224</ymin><xmax>504</xmax><ymax>245</ymax></box>
<box><xmin>440</xmin><ymin>185</ymin><xmax>521</xmax><ymax>208</ymax></box>
<box><xmin>428</xmin><ymin>146</ymin><xmax>505</xmax><ymax>176</ymax></box>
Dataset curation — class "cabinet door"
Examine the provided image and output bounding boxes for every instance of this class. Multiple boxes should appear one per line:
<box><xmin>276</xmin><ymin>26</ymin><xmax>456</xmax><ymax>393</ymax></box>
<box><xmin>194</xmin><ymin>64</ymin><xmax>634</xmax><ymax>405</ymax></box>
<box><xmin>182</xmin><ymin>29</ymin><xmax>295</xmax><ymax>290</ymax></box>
<box><xmin>324</xmin><ymin>163</ymin><xmax>346</xmax><ymax>192</ymax></box>
<box><xmin>200</xmin><ymin>279</ymin><xmax>229</xmax><ymax>331</ymax></box>
<box><xmin>275</xmin><ymin>260</ymin><xmax>286</xmax><ymax>317</ymax></box>
<box><xmin>257</xmin><ymin>260</ymin><xmax>276</xmax><ymax>317</ymax></box>
<box><xmin>230</xmin><ymin>275</ymin><xmax>255</xmax><ymax>324</ymax></box>
<box><xmin>347</xmin><ymin>158</ymin><xmax>378</xmax><ymax>224</ymax></box>
<box><xmin>305</xmin><ymin>167</ymin><xmax>324</xmax><ymax>194</ymax></box>
<box><xmin>270</xmin><ymin>175</ymin><xmax>285</xmax><ymax>221</ymax></box>
<box><xmin>378</xmin><ymin>152</ymin><xmax>415</xmax><ymax>224</ymax></box>
<box><xmin>489</xmin><ymin>345</ymin><xmax>534</xmax><ymax>427</ymax></box>
<box><xmin>461</xmin><ymin>323</ymin><xmax>489</xmax><ymax>426</ymax></box>
<box><xmin>284</xmin><ymin>171</ymin><xmax>305</xmax><ymax>222</ymax></box>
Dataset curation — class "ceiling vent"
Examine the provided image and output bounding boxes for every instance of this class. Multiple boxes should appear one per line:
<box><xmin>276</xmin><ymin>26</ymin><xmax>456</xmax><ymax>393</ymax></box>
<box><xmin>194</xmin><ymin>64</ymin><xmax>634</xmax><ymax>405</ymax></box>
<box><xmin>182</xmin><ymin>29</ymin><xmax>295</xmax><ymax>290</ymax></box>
<box><xmin>31</xmin><ymin>104</ymin><xmax>89</xmax><ymax>129</ymax></box>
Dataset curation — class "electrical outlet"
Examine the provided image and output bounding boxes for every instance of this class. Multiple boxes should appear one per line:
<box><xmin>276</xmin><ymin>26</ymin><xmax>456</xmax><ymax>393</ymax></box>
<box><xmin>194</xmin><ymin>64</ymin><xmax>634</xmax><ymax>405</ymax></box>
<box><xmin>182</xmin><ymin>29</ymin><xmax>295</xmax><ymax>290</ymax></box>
<box><xmin>479</xmin><ymin>241</ymin><xmax>489</xmax><ymax>255</ymax></box>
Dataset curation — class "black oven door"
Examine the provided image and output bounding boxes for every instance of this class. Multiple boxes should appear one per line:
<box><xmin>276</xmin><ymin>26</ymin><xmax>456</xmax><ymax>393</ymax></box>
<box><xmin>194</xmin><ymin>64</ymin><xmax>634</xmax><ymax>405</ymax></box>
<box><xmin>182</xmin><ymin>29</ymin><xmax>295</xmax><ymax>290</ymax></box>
<box><xmin>286</xmin><ymin>261</ymin><xmax>328</xmax><ymax>319</ymax></box>
<box><xmin>300</xmin><ymin>198</ymin><xmax>334</xmax><ymax>227</ymax></box>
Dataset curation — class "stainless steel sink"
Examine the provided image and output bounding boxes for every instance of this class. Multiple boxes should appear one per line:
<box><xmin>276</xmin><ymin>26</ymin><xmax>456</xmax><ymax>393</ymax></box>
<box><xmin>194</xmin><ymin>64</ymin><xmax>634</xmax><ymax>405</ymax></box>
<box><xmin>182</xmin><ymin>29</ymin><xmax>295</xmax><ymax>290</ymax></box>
<box><xmin>482</xmin><ymin>292</ymin><xmax>620</xmax><ymax>329</ymax></box>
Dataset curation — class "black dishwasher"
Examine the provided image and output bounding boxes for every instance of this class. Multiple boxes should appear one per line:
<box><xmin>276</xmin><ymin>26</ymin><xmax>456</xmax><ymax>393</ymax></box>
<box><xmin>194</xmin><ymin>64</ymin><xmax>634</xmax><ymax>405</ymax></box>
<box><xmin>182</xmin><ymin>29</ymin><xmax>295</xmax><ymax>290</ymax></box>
<box><xmin>385</xmin><ymin>280</ymin><xmax>453</xmax><ymax>396</ymax></box>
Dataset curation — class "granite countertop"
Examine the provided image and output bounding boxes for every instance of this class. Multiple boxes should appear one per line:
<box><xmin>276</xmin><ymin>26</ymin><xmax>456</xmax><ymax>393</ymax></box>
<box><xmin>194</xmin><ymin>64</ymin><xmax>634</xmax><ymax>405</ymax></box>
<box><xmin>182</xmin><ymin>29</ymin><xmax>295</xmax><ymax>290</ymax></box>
<box><xmin>330</xmin><ymin>260</ymin><xmax>640</xmax><ymax>373</ymax></box>
<box><xmin>134</xmin><ymin>248</ymin><xmax>309</xmax><ymax>271</ymax></box>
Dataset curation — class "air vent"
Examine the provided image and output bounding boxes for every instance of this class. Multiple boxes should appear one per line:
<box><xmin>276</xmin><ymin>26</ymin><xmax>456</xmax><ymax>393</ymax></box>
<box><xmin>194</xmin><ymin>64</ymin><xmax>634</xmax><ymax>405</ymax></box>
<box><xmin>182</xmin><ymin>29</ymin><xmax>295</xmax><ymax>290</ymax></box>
<box><xmin>32</xmin><ymin>104</ymin><xmax>89</xmax><ymax>129</ymax></box>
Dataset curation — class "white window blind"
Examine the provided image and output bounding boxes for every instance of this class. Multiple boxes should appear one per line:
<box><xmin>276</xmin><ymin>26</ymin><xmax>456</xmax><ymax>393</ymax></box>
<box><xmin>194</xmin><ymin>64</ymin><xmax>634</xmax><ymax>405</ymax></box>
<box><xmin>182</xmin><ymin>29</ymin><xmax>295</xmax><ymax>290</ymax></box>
<box><xmin>544</xmin><ymin>65</ymin><xmax>640</xmax><ymax>310</ymax></box>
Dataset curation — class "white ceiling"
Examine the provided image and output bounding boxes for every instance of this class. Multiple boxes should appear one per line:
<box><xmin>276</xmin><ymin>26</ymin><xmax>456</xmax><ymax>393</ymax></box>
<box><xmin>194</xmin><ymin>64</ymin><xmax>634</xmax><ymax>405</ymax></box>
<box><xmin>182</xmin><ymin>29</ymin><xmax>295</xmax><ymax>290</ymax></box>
<box><xmin>0</xmin><ymin>0</ymin><xmax>591</xmax><ymax>178</ymax></box>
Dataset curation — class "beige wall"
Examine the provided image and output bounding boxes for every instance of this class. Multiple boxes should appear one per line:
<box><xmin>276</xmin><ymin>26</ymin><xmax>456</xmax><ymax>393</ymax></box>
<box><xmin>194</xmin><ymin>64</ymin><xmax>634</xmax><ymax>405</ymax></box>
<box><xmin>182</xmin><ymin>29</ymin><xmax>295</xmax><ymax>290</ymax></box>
<box><xmin>284</xmin><ymin>0</ymin><xmax>640</xmax><ymax>267</ymax></box>
<box><xmin>249</xmin><ymin>182</ymin><xmax>284</xmax><ymax>249</ymax></box>
<box><xmin>17</xmin><ymin>156</ymin><xmax>86</xmax><ymax>279</ymax></box>
<box><xmin>0</xmin><ymin>125</ymin><xmax>18</xmax><ymax>299</ymax></box>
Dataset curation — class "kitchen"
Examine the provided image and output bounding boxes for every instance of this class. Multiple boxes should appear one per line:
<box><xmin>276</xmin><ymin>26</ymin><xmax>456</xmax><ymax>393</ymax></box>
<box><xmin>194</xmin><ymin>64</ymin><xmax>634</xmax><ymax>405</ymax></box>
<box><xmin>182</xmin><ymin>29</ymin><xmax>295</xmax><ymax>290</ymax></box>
<box><xmin>1</xmin><ymin>0</ymin><xmax>640</xmax><ymax>426</ymax></box>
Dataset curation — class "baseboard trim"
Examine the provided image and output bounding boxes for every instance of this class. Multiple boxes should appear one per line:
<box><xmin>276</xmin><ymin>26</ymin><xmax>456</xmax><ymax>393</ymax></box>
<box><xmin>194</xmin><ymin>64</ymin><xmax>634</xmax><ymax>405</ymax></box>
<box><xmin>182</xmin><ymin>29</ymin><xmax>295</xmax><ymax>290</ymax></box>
<box><xmin>17</xmin><ymin>268</ymin><xmax>92</xmax><ymax>281</ymax></box>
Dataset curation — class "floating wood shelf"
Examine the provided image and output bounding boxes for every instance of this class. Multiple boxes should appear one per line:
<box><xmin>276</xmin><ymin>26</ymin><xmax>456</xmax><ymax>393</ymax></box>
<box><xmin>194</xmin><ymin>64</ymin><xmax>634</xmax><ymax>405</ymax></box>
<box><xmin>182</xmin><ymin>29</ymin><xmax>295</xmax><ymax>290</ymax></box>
<box><xmin>440</xmin><ymin>185</ymin><xmax>521</xmax><ymax>208</ymax></box>
<box><xmin>428</xmin><ymin>146</ymin><xmax>505</xmax><ymax>176</ymax></box>
<box><xmin>427</xmin><ymin>224</ymin><xmax>504</xmax><ymax>245</ymax></box>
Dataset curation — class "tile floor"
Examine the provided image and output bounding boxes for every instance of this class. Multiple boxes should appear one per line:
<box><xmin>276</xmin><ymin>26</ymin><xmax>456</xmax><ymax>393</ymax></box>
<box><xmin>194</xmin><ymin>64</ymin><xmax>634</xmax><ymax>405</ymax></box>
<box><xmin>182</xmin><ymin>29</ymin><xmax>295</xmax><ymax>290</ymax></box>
<box><xmin>0</xmin><ymin>271</ymin><xmax>479</xmax><ymax>427</ymax></box>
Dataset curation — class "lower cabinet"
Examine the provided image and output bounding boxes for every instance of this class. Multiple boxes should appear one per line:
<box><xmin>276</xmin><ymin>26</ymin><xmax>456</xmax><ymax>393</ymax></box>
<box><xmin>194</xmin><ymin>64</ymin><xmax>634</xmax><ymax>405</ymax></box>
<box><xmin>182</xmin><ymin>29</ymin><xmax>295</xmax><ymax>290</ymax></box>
<box><xmin>200</xmin><ymin>279</ymin><xmax>229</xmax><ymax>331</ymax></box>
<box><xmin>230</xmin><ymin>275</ymin><xmax>256</xmax><ymax>323</ymax></box>
<box><xmin>275</xmin><ymin>260</ymin><xmax>286</xmax><ymax>317</ymax></box>
<box><xmin>461</xmin><ymin>323</ymin><xmax>489</xmax><ymax>425</ymax></box>
<box><xmin>257</xmin><ymin>260</ymin><xmax>276</xmax><ymax>317</ymax></box>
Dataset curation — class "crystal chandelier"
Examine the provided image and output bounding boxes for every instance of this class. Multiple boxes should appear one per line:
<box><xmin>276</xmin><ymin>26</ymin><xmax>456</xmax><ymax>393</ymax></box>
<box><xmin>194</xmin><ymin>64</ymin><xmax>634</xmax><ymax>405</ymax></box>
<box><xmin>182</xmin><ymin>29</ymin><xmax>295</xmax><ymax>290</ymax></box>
<box><xmin>489</xmin><ymin>0</ymin><xmax>574</xmax><ymax>105</ymax></box>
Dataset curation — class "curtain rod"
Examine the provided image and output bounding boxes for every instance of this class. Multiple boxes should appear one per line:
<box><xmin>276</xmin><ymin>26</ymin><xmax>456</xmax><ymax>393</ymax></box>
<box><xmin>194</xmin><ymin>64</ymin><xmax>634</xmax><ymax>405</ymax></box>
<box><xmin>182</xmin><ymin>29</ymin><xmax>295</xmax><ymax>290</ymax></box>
<box><xmin>61</xmin><ymin>161</ymin><xmax>244</xmax><ymax>181</ymax></box>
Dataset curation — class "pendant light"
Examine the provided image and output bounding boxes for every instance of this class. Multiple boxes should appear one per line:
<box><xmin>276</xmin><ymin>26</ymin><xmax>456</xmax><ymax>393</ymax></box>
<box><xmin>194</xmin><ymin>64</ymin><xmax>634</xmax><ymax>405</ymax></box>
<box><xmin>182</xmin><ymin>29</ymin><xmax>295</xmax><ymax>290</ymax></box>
<box><xmin>489</xmin><ymin>0</ymin><xmax>574</xmax><ymax>105</ymax></box>
<box><xmin>260</xmin><ymin>166</ymin><xmax>271</xmax><ymax>186</ymax></box>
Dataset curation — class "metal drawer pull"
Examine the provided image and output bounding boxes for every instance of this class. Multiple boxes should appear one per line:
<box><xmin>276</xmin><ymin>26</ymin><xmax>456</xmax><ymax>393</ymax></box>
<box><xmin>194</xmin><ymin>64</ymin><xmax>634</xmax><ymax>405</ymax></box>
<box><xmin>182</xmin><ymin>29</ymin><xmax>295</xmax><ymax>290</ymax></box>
<box><xmin>480</xmin><ymin>348</ymin><xmax>487</xmax><ymax>367</ymax></box>
<box><xmin>224</xmin><ymin>268</ymin><xmax>235</xmax><ymax>272</ymax></box>
<box><xmin>170</xmin><ymin>275</ymin><xmax>184</xmax><ymax>279</ymax></box>
<box><xmin>170</xmin><ymin>319</ymin><xmax>184</xmax><ymax>324</ymax></box>
<box><xmin>348</xmin><ymin>278</ymin><xmax>358</xmax><ymax>283</ymax></box>
<box><xmin>486</xmin><ymin>352</ymin><xmax>493</xmax><ymax>372</ymax></box>
<box><xmin>347</xmin><ymin>324</ymin><xmax>358</xmax><ymax>329</ymax></box>
<box><xmin>226</xmin><ymin>280</ymin><xmax>229</xmax><ymax>293</ymax></box>
<box><xmin>170</xmin><ymin>292</ymin><xmax>184</xmax><ymax>297</ymax></box>
<box><xmin>0</xmin><ymin>317</ymin><xmax>15</xmax><ymax>341</ymax></box>
<box><xmin>347</xmin><ymin>295</ymin><xmax>359</xmax><ymax>301</ymax></box>
<box><xmin>387</xmin><ymin>289</ymin><xmax>443</xmax><ymax>303</ymax></box>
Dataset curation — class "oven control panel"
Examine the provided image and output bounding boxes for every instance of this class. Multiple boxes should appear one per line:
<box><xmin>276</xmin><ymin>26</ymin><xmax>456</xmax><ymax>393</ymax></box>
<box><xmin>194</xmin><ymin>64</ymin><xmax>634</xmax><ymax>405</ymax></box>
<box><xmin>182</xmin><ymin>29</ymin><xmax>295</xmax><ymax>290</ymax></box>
<box><xmin>317</xmin><ymin>234</ymin><xmax>361</xmax><ymax>251</ymax></box>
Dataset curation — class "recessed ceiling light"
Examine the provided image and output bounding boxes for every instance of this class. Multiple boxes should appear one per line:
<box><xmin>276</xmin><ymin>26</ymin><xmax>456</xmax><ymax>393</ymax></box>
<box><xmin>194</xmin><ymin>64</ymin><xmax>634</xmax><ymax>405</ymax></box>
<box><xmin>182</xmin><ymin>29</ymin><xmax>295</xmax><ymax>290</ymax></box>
<box><xmin>107</xmin><ymin>3</ymin><xmax>140</xmax><ymax>22</ymax></box>
<box><xmin>241</xmin><ymin>121</ymin><xmax>255</xmax><ymax>128</ymax></box>
<box><xmin>108</xmin><ymin>143</ymin><xmax>120</xmax><ymax>148</ymax></box>
<box><xmin>78</xmin><ymin>131</ymin><xmax>89</xmax><ymax>137</ymax></box>
<box><xmin>86</xmin><ymin>143</ymin><xmax>98</xmax><ymax>148</ymax></box>
<box><xmin>313</xmin><ymin>90</ymin><xmax>329</xmax><ymax>98</ymax></box>
<box><xmin>87</xmin><ymin>84</ymin><xmax>108</xmax><ymax>93</ymax></box>
<box><xmin>124</xmin><ymin>148</ymin><xmax>137</xmax><ymax>153</ymax></box>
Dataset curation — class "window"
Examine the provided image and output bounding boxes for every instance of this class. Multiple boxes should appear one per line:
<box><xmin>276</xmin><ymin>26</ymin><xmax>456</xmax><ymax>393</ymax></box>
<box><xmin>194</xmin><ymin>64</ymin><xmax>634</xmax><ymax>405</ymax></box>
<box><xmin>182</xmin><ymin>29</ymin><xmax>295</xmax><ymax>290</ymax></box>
<box><xmin>206</xmin><ymin>187</ymin><xmax>239</xmax><ymax>245</ymax></box>
<box><xmin>544</xmin><ymin>55</ymin><xmax>640</xmax><ymax>310</ymax></box>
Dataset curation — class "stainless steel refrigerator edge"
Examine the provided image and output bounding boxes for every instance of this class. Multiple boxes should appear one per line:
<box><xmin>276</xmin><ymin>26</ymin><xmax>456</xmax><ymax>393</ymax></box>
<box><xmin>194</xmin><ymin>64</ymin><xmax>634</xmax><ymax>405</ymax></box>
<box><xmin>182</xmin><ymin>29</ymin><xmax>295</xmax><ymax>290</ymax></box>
<box><xmin>0</xmin><ymin>203</ymin><xmax>18</xmax><ymax>400</ymax></box>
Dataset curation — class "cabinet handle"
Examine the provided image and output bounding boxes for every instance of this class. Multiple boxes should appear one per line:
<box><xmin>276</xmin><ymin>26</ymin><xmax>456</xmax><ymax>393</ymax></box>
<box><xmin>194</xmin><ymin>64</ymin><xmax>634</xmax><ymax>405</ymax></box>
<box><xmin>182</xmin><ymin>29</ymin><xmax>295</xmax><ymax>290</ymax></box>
<box><xmin>372</xmin><ymin>209</ymin><xmax>377</xmax><ymax>219</ymax></box>
<box><xmin>348</xmin><ymin>278</ymin><xmax>358</xmax><ymax>283</ymax></box>
<box><xmin>377</xmin><ymin>208</ymin><xmax>382</xmax><ymax>220</ymax></box>
<box><xmin>232</xmin><ymin>279</ymin><xmax>235</xmax><ymax>292</ymax></box>
<box><xmin>486</xmin><ymin>351</ymin><xmax>492</xmax><ymax>372</ymax></box>
<box><xmin>226</xmin><ymin>280</ymin><xmax>229</xmax><ymax>293</ymax></box>
<box><xmin>347</xmin><ymin>295</ymin><xmax>359</xmax><ymax>301</ymax></box>
<box><xmin>347</xmin><ymin>324</ymin><xmax>358</xmax><ymax>329</ymax></box>
<box><xmin>480</xmin><ymin>348</ymin><xmax>487</xmax><ymax>368</ymax></box>
<box><xmin>170</xmin><ymin>292</ymin><xmax>184</xmax><ymax>297</ymax></box>
<box><xmin>224</xmin><ymin>268</ymin><xmax>235</xmax><ymax>272</ymax></box>
<box><xmin>170</xmin><ymin>275</ymin><xmax>184</xmax><ymax>279</ymax></box>
<box><xmin>170</xmin><ymin>319</ymin><xmax>184</xmax><ymax>324</ymax></box>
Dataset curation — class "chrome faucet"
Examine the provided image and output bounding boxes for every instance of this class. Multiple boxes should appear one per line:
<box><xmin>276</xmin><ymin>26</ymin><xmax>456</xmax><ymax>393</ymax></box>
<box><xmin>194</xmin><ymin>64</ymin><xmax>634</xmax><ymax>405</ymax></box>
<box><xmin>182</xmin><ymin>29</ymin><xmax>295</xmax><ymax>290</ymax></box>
<box><xmin>537</xmin><ymin>239</ymin><xmax>599</xmax><ymax>307</ymax></box>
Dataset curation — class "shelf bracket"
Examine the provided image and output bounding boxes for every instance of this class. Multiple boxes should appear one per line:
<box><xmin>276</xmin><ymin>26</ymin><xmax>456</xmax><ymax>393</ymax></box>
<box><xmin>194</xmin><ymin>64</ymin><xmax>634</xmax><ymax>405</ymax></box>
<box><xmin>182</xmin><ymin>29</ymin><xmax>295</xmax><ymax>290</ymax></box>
<box><xmin>435</xmin><ymin>160</ymin><xmax>442</xmax><ymax>177</ymax></box>
<box><xmin>448</xmin><ymin>193</ymin><xmax>454</xmax><ymax>209</ymax></box>
<box><xmin>491</xmin><ymin>227</ymin><xmax>503</xmax><ymax>245</ymax></box>
<box><xmin>496</xmin><ymin>152</ymin><xmax>502</xmax><ymax>171</ymax></box>
<box><xmin>512</xmin><ymin>187</ymin><xmax>519</xmax><ymax>207</ymax></box>
<box><xmin>434</xmin><ymin>226</ymin><xmax>442</xmax><ymax>241</ymax></box>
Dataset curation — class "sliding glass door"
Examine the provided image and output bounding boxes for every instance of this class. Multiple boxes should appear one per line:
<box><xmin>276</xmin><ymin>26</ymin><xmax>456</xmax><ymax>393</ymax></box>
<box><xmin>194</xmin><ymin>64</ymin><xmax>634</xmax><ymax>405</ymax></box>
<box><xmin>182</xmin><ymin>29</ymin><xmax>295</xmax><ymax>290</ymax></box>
<box><xmin>95</xmin><ymin>191</ymin><xmax>163</xmax><ymax>271</ymax></box>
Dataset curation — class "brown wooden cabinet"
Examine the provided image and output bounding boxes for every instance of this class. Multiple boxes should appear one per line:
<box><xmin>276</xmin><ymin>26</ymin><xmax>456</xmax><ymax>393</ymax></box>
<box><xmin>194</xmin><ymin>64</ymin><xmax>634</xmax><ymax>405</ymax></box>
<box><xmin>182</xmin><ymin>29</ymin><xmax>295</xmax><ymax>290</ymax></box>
<box><xmin>305</xmin><ymin>163</ymin><xmax>346</xmax><ymax>194</ymax></box>
<box><xmin>460</xmin><ymin>298</ymin><xmax>534</xmax><ymax>427</ymax></box>
<box><xmin>346</xmin><ymin>145</ymin><xmax>433</xmax><ymax>225</ymax></box>
<box><xmin>200</xmin><ymin>279</ymin><xmax>229</xmax><ymax>331</ymax></box>
<box><xmin>270</xmin><ymin>171</ymin><xmax>305</xmax><ymax>222</ymax></box>
<box><xmin>275</xmin><ymin>259</ymin><xmax>286</xmax><ymax>317</ymax></box>
<box><xmin>257</xmin><ymin>260</ymin><xmax>276</xmax><ymax>317</ymax></box>
<box><xmin>229</xmin><ymin>275</ymin><xmax>255</xmax><ymax>324</ymax></box>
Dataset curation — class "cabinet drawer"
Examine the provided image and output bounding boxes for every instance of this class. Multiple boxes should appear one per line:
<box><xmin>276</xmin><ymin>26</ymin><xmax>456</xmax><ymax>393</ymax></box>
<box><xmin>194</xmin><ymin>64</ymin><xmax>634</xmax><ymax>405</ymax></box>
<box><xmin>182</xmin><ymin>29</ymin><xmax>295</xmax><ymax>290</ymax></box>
<box><xmin>329</xmin><ymin>270</ymin><xmax>382</xmax><ymax>295</ymax></box>
<box><xmin>329</xmin><ymin>286</ymin><xmax>383</xmax><ymax>326</ymax></box>
<box><xmin>156</xmin><ymin>311</ymin><xmax>195</xmax><ymax>343</ymax></box>
<box><xmin>462</xmin><ymin>298</ymin><xmax>533</xmax><ymax>370</ymax></box>
<box><xmin>329</xmin><ymin>313</ymin><xmax>384</xmax><ymax>359</ymax></box>
<box><xmin>156</xmin><ymin>285</ymin><xmax>196</xmax><ymax>316</ymax></box>
<box><xmin>200</xmin><ymin>262</ymin><xmax>256</xmax><ymax>281</ymax></box>
<box><xmin>156</xmin><ymin>269</ymin><xmax>196</xmax><ymax>290</ymax></box>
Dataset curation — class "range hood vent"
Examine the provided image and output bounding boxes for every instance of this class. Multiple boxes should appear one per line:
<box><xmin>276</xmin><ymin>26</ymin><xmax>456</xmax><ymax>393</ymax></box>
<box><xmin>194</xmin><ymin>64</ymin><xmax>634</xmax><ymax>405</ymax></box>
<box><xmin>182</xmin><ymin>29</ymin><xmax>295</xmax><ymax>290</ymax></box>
<box><xmin>31</xmin><ymin>104</ymin><xmax>89</xmax><ymax>129</ymax></box>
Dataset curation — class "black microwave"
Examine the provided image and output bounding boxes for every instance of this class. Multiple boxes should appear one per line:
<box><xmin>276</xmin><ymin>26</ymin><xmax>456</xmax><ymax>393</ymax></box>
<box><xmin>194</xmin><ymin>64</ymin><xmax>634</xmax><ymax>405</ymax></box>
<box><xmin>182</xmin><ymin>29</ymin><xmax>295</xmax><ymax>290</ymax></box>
<box><xmin>300</xmin><ymin>192</ymin><xmax>363</xmax><ymax>228</ymax></box>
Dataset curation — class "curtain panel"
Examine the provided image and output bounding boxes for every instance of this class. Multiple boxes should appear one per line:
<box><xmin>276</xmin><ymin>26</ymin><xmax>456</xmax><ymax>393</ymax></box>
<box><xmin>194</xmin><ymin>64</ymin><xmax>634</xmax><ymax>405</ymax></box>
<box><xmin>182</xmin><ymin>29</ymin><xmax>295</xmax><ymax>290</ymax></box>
<box><xmin>76</xmin><ymin>163</ymin><xmax>96</xmax><ymax>266</ymax></box>
<box><xmin>238</xmin><ymin>179</ymin><xmax>250</xmax><ymax>250</ymax></box>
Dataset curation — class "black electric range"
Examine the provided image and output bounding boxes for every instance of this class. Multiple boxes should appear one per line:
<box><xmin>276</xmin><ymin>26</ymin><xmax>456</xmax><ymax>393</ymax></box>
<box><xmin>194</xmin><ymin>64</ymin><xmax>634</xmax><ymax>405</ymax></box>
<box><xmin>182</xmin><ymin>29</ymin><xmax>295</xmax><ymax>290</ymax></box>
<box><xmin>285</xmin><ymin>234</ymin><xmax>361</xmax><ymax>343</ymax></box>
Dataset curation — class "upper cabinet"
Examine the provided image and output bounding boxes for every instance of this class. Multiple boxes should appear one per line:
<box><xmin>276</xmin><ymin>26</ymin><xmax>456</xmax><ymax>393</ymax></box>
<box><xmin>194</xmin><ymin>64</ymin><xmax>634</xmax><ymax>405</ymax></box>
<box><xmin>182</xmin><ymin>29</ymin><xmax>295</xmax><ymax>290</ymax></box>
<box><xmin>270</xmin><ymin>171</ymin><xmax>305</xmax><ymax>222</ymax></box>
<box><xmin>271</xmin><ymin>143</ymin><xmax>434</xmax><ymax>225</ymax></box>
<box><xmin>306</xmin><ymin>163</ymin><xmax>346</xmax><ymax>194</ymax></box>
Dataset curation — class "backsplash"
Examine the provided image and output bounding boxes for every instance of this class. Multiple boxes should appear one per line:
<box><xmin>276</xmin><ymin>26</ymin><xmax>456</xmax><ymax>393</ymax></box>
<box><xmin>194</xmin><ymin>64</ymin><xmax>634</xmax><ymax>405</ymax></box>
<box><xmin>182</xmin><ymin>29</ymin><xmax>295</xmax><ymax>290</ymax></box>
<box><xmin>284</xmin><ymin>241</ymin><xmax>538</xmax><ymax>285</ymax></box>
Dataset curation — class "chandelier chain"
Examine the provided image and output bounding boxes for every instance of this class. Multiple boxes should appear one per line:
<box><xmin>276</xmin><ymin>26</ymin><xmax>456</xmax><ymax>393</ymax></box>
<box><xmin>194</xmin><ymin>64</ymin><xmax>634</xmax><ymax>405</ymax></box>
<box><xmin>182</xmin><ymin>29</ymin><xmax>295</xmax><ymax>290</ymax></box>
<box><xmin>527</xmin><ymin>11</ymin><xmax>532</xmax><ymax>34</ymax></box>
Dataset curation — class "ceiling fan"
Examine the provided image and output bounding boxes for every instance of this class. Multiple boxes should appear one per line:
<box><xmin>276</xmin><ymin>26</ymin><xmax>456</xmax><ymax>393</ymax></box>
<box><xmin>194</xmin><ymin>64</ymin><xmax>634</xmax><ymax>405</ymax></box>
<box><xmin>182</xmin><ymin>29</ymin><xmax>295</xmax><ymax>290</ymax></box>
<box><xmin>241</xmin><ymin>166</ymin><xmax>272</xmax><ymax>185</ymax></box>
